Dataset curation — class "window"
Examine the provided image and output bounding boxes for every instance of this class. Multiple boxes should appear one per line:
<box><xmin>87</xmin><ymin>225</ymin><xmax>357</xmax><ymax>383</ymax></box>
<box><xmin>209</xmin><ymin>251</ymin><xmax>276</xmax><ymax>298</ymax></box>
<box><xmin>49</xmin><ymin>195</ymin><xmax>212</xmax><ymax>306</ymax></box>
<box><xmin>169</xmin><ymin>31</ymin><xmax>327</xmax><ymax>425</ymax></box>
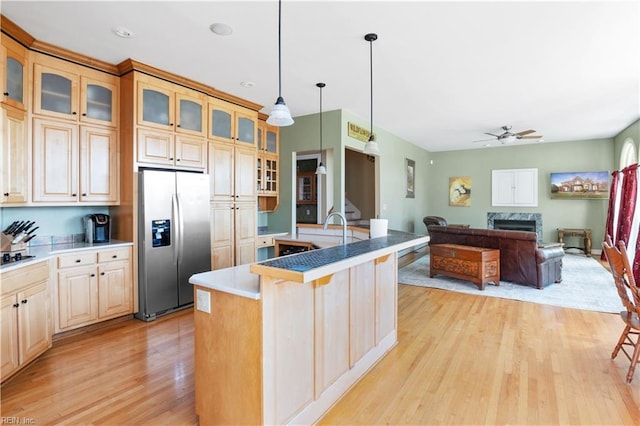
<box><xmin>620</xmin><ymin>137</ymin><xmax>637</xmax><ymax>168</ymax></box>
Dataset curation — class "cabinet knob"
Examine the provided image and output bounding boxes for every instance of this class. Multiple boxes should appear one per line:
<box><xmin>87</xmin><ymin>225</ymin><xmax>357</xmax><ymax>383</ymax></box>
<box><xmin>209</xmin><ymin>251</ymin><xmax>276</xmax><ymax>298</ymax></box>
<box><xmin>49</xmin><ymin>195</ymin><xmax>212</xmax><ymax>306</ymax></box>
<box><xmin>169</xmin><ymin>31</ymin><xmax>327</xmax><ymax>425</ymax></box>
<box><xmin>177</xmin><ymin>124</ymin><xmax>181</xmax><ymax>128</ymax></box>
<box><xmin>12</xmin><ymin>303</ymin><xmax>19</xmax><ymax>308</ymax></box>
<box><xmin>3</xmin><ymin>92</ymin><xmax>9</xmax><ymax>96</ymax></box>
<box><xmin>101</xmin><ymin>272</ymin><xmax>105</xmax><ymax>276</ymax></box>
<box><xmin>169</xmin><ymin>123</ymin><xmax>174</xmax><ymax>127</ymax></box>
<box><xmin>3</xmin><ymin>192</ymin><xmax>9</xmax><ymax>196</ymax></box>
<box><xmin>82</xmin><ymin>193</ymin><xmax>87</xmax><ymax>196</ymax></box>
<box><xmin>91</xmin><ymin>273</ymin><xmax>96</xmax><ymax>277</ymax></box>
<box><xmin>75</xmin><ymin>259</ymin><xmax>81</xmax><ymax>263</ymax></box>
<box><xmin>72</xmin><ymin>112</ymin><xmax>77</xmax><ymax>115</ymax></box>
<box><xmin>21</xmin><ymin>299</ymin><xmax>27</xmax><ymax>304</ymax></box>
<box><xmin>112</xmin><ymin>255</ymin><xmax>117</xmax><ymax>258</ymax></box>
<box><xmin>72</xmin><ymin>193</ymin><xmax>77</xmax><ymax>197</ymax></box>
<box><xmin>82</xmin><ymin>113</ymin><xmax>87</xmax><ymax>116</ymax></box>
<box><xmin>176</xmin><ymin>159</ymin><xmax>181</xmax><ymax>162</ymax></box>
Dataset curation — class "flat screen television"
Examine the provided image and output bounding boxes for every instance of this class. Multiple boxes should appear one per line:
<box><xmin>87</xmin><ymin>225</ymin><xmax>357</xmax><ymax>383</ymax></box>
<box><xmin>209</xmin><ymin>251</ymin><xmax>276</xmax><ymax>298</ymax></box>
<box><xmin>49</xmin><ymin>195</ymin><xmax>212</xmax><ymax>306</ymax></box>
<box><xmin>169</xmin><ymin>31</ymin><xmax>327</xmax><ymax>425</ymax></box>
<box><xmin>550</xmin><ymin>171</ymin><xmax>609</xmax><ymax>199</ymax></box>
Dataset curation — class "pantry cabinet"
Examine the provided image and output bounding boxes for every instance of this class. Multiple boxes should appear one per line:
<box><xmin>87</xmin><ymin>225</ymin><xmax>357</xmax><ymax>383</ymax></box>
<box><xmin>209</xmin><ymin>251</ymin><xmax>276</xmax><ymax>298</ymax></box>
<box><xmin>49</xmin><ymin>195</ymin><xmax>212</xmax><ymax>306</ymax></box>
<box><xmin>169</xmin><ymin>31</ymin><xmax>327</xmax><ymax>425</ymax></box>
<box><xmin>209</xmin><ymin>142</ymin><xmax>256</xmax><ymax>203</ymax></box>
<box><xmin>210</xmin><ymin>202</ymin><xmax>256</xmax><ymax>269</ymax></box>
<box><xmin>1</xmin><ymin>104</ymin><xmax>29</xmax><ymax>204</ymax></box>
<box><xmin>55</xmin><ymin>246</ymin><xmax>132</xmax><ymax>332</ymax></box>
<box><xmin>1</xmin><ymin>260</ymin><xmax>51</xmax><ymax>383</ymax></box>
<box><xmin>32</xmin><ymin>118</ymin><xmax>118</xmax><ymax>204</ymax></box>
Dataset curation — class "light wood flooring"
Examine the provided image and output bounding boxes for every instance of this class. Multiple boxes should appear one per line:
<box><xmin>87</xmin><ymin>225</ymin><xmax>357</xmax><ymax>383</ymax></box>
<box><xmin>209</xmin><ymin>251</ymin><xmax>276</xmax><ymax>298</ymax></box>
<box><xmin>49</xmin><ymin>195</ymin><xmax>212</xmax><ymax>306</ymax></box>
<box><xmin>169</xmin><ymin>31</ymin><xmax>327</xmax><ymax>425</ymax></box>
<box><xmin>2</xmin><ymin>276</ymin><xmax>639</xmax><ymax>424</ymax></box>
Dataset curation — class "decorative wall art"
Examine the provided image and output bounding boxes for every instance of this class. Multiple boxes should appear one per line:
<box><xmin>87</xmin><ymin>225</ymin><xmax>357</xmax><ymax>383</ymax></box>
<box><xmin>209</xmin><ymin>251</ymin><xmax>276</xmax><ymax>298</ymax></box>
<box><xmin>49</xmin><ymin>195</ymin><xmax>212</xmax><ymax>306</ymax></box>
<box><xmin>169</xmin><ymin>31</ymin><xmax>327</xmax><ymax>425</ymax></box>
<box><xmin>406</xmin><ymin>158</ymin><xmax>415</xmax><ymax>198</ymax></box>
<box><xmin>449</xmin><ymin>176</ymin><xmax>471</xmax><ymax>206</ymax></box>
<box><xmin>550</xmin><ymin>171</ymin><xmax>609</xmax><ymax>199</ymax></box>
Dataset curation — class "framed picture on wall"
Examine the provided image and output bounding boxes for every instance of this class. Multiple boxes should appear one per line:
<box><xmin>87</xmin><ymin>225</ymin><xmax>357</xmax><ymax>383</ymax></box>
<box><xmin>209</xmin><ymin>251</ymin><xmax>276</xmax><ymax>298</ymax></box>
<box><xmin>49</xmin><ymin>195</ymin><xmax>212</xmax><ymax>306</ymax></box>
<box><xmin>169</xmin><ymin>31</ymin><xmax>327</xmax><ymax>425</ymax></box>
<box><xmin>450</xmin><ymin>176</ymin><xmax>471</xmax><ymax>207</ymax></box>
<box><xmin>550</xmin><ymin>171</ymin><xmax>609</xmax><ymax>199</ymax></box>
<box><xmin>406</xmin><ymin>158</ymin><xmax>415</xmax><ymax>198</ymax></box>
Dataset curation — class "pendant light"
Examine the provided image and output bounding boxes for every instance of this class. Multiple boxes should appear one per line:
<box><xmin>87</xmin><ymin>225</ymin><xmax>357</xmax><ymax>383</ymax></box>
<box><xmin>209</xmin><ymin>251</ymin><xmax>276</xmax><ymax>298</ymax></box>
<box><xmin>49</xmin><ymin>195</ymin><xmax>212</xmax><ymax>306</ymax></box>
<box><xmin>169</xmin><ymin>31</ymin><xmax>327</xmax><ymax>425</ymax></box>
<box><xmin>267</xmin><ymin>0</ymin><xmax>294</xmax><ymax>126</ymax></box>
<box><xmin>364</xmin><ymin>33</ymin><xmax>380</xmax><ymax>154</ymax></box>
<box><xmin>315</xmin><ymin>82</ymin><xmax>327</xmax><ymax>175</ymax></box>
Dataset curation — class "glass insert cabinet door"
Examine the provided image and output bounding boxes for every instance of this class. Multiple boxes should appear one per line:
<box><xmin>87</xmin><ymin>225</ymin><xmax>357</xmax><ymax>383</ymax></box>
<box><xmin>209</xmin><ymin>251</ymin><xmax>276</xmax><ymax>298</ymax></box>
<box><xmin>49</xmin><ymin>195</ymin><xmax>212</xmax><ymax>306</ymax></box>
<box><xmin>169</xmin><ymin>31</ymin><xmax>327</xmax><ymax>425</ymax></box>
<box><xmin>236</xmin><ymin>116</ymin><xmax>255</xmax><ymax>145</ymax></box>
<box><xmin>177</xmin><ymin>98</ymin><xmax>203</xmax><ymax>134</ymax></box>
<box><xmin>297</xmin><ymin>173</ymin><xmax>315</xmax><ymax>203</ymax></box>
<box><xmin>209</xmin><ymin>105</ymin><xmax>233</xmax><ymax>142</ymax></box>
<box><xmin>142</xmin><ymin>88</ymin><xmax>171</xmax><ymax>126</ymax></box>
<box><xmin>5</xmin><ymin>57</ymin><xmax>24</xmax><ymax>105</ymax></box>
<box><xmin>40</xmin><ymin>72</ymin><xmax>74</xmax><ymax>115</ymax></box>
<box><xmin>85</xmin><ymin>84</ymin><xmax>112</xmax><ymax>122</ymax></box>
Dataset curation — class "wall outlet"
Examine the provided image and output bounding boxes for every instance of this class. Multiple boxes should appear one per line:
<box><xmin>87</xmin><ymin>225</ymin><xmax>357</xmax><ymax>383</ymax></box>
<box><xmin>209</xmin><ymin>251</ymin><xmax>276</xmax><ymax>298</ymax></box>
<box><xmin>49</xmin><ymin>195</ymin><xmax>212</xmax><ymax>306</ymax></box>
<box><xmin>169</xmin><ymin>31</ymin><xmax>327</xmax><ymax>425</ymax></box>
<box><xmin>196</xmin><ymin>289</ymin><xmax>211</xmax><ymax>313</ymax></box>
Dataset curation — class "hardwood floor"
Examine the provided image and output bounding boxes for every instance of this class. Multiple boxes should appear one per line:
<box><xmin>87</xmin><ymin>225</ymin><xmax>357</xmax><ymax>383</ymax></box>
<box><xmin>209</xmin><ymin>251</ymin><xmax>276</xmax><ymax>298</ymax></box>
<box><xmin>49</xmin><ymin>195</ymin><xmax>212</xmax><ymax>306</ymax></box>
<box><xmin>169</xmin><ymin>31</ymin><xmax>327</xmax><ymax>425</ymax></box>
<box><xmin>2</xmin><ymin>283</ymin><xmax>639</xmax><ymax>425</ymax></box>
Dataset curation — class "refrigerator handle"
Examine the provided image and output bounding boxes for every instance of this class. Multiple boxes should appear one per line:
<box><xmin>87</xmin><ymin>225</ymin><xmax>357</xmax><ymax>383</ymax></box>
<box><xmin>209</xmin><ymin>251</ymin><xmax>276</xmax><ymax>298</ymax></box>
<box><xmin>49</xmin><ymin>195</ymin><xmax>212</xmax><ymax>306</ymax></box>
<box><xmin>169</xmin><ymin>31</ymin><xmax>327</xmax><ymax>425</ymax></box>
<box><xmin>172</xmin><ymin>194</ymin><xmax>179</xmax><ymax>264</ymax></box>
<box><xmin>176</xmin><ymin>193</ymin><xmax>185</xmax><ymax>264</ymax></box>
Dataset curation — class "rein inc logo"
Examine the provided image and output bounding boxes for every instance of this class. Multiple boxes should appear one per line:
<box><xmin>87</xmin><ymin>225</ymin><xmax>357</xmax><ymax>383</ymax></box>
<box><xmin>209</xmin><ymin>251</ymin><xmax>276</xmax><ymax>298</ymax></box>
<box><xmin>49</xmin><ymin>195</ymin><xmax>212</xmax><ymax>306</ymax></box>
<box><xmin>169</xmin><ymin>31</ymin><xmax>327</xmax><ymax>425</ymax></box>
<box><xmin>1</xmin><ymin>418</ymin><xmax>35</xmax><ymax>425</ymax></box>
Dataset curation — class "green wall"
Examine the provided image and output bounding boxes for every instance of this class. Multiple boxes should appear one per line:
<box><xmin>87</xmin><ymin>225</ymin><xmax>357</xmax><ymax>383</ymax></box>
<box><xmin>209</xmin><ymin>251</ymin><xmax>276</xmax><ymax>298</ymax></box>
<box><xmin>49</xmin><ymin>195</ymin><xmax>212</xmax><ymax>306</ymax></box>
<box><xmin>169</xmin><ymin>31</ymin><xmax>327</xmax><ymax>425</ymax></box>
<box><xmin>427</xmin><ymin>139</ymin><xmax>614</xmax><ymax>245</ymax></box>
<box><xmin>270</xmin><ymin>109</ymin><xmax>431</xmax><ymax>234</ymax></box>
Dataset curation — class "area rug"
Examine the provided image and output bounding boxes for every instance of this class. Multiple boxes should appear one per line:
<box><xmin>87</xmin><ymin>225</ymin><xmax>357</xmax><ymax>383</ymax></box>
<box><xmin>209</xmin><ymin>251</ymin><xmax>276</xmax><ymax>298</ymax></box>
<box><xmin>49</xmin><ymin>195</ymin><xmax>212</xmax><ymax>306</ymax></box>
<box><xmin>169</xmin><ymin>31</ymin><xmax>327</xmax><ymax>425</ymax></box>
<box><xmin>398</xmin><ymin>253</ymin><xmax>623</xmax><ymax>313</ymax></box>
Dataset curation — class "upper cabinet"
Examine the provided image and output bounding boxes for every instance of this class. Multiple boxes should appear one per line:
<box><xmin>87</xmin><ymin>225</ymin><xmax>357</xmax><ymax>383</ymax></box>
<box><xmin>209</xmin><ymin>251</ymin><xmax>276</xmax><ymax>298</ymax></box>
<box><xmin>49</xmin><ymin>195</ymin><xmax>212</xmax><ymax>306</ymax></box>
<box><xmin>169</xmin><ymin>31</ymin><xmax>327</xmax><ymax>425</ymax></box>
<box><xmin>136</xmin><ymin>76</ymin><xmax>206</xmax><ymax>137</ymax></box>
<box><xmin>256</xmin><ymin>120</ymin><xmax>279</xmax><ymax>212</ymax></box>
<box><xmin>1</xmin><ymin>34</ymin><xmax>28</xmax><ymax>110</ymax></box>
<box><xmin>133</xmin><ymin>73</ymin><xmax>207</xmax><ymax>171</ymax></box>
<box><xmin>208</xmin><ymin>99</ymin><xmax>257</xmax><ymax>147</ymax></box>
<box><xmin>1</xmin><ymin>105</ymin><xmax>29</xmax><ymax>204</ymax></box>
<box><xmin>258</xmin><ymin>121</ymin><xmax>279</xmax><ymax>154</ymax></box>
<box><xmin>33</xmin><ymin>55</ymin><xmax>119</xmax><ymax>128</ymax></box>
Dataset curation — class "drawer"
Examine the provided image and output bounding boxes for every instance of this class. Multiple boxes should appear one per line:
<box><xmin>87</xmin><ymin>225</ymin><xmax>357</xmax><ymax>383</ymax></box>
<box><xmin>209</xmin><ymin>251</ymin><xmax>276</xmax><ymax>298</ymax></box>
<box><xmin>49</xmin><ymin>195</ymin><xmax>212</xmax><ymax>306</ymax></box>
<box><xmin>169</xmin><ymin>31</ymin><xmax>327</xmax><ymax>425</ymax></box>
<box><xmin>98</xmin><ymin>247</ymin><xmax>131</xmax><ymax>263</ymax></box>
<box><xmin>1</xmin><ymin>260</ymin><xmax>50</xmax><ymax>296</ymax></box>
<box><xmin>256</xmin><ymin>236</ymin><xmax>275</xmax><ymax>248</ymax></box>
<box><xmin>58</xmin><ymin>251</ymin><xmax>97</xmax><ymax>268</ymax></box>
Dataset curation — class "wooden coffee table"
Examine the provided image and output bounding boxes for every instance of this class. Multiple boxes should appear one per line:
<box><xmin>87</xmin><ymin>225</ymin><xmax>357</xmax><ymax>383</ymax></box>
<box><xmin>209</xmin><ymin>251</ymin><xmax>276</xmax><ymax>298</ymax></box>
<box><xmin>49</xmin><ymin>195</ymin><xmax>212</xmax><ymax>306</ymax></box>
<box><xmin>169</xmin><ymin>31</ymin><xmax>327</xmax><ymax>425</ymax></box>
<box><xmin>430</xmin><ymin>244</ymin><xmax>500</xmax><ymax>290</ymax></box>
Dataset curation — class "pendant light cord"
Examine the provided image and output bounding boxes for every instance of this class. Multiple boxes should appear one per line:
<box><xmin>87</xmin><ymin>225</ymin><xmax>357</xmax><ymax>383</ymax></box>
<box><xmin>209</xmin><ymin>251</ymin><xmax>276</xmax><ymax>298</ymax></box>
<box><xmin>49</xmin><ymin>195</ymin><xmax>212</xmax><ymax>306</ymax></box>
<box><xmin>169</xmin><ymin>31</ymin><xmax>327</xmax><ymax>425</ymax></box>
<box><xmin>277</xmin><ymin>0</ymin><xmax>282</xmax><ymax>98</ymax></box>
<box><xmin>320</xmin><ymin>85</ymin><xmax>323</xmax><ymax>152</ymax></box>
<box><xmin>369</xmin><ymin>38</ymin><xmax>373</xmax><ymax>138</ymax></box>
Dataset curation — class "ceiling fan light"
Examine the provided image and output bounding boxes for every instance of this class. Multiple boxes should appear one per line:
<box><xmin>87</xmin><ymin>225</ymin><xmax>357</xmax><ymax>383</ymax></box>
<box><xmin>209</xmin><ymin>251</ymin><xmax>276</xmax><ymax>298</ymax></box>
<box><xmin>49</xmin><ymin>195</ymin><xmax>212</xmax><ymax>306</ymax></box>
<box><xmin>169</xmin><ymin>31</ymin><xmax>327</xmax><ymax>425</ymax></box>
<box><xmin>315</xmin><ymin>163</ymin><xmax>327</xmax><ymax>175</ymax></box>
<box><xmin>267</xmin><ymin>96</ymin><xmax>294</xmax><ymax>126</ymax></box>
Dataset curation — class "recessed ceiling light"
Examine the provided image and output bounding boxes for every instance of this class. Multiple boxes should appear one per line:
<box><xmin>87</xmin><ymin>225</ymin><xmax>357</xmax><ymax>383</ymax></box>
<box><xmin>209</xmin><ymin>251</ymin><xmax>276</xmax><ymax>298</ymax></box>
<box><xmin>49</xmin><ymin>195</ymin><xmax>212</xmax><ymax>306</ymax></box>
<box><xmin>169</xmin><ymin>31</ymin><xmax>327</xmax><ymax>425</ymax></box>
<box><xmin>240</xmin><ymin>81</ymin><xmax>255</xmax><ymax>88</ymax></box>
<box><xmin>210</xmin><ymin>23</ymin><xmax>233</xmax><ymax>36</ymax></box>
<box><xmin>112</xmin><ymin>27</ymin><xmax>134</xmax><ymax>38</ymax></box>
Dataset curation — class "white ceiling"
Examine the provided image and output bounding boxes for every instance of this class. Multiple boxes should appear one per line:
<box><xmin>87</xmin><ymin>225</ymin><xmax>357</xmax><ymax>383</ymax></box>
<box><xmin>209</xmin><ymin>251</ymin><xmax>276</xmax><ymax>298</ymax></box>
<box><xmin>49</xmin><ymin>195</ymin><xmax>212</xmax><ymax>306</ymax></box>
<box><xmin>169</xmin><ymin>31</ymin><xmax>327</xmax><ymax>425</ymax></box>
<box><xmin>2</xmin><ymin>0</ymin><xmax>639</xmax><ymax>152</ymax></box>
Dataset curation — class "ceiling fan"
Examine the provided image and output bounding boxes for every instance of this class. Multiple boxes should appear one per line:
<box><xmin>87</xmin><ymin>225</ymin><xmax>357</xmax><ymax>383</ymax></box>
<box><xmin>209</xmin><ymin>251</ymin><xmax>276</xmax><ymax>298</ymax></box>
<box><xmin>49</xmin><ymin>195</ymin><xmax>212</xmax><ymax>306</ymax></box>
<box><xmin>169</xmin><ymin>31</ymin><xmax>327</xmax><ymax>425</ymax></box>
<box><xmin>474</xmin><ymin>125</ymin><xmax>543</xmax><ymax>144</ymax></box>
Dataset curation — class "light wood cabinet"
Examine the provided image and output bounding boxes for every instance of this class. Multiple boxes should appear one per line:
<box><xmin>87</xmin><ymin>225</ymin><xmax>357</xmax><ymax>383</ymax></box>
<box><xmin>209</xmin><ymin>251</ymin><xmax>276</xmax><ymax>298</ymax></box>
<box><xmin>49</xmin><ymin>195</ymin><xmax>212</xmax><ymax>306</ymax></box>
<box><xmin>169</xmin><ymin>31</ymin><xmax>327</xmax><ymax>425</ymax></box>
<box><xmin>55</xmin><ymin>246</ymin><xmax>132</xmax><ymax>332</ymax></box>
<box><xmin>1</xmin><ymin>104</ymin><xmax>29</xmax><ymax>204</ymax></box>
<box><xmin>297</xmin><ymin>172</ymin><xmax>317</xmax><ymax>204</ymax></box>
<box><xmin>33</xmin><ymin>118</ymin><xmax>118</xmax><ymax>204</ymax></box>
<box><xmin>1</xmin><ymin>260</ymin><xmax>52</xmax><ymax>383</ymax></box>
<box><xmin>210</xmin><ymin>202</ymin><xmax>256</xmax><ymax>270</ymax></box>
<box><xmin>134</xmin><ymin>75</ymin><xmax>207</xmax><ymax>170</ymax></box>
<box><xmin>207</xmin><ymin>98</ymin><xmax>257</xmax><ymax>146</ymax></box>
<box><xmin>194</xmin><ymin>252</ymin><xmax>400</xmax><ymax>425</ymax></box>
<box><xmin>33</xmin><ymin>55</ymin><xmax>119</xmax><ymax>128</ymax></box>
<box><xmin>257</xmin><ymin>120</ymin><xmax>279</xmax><ymax>212</ymax></box>
<box><xmin>209</xmin><ymin>142</ymin><xmax>256</xmax><ymax>203</ymax></box>
<box><xmin>1</xmin><ymin>33</ymin><xmax>28</xmax><ymax>110</ymax></box>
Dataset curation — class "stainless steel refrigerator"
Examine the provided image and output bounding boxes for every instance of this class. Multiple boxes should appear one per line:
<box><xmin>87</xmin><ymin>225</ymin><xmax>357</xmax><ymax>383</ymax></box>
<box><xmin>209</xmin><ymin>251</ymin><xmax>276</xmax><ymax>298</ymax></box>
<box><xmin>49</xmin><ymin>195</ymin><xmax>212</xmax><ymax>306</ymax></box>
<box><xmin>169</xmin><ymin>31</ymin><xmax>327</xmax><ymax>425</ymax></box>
<box><xmin>136</xmin><ymin>169</ymin><xmax>211</xmax><ymax>321</ymax></box>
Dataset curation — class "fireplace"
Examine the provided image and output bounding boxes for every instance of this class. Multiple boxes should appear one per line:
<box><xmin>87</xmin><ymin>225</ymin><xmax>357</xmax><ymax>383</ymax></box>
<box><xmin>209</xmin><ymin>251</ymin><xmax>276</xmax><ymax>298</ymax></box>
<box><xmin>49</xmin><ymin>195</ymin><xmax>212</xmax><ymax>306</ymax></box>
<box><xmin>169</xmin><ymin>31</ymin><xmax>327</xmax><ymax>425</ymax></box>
<box><xmin>493</xmin><ymin>219</ymin><xmax>536</xmax><ymax>233</ymax></box>
<box><xmin>487</xmin><ymin>212</ymin><xmax>542</xmax><ymax>240</ymax></box>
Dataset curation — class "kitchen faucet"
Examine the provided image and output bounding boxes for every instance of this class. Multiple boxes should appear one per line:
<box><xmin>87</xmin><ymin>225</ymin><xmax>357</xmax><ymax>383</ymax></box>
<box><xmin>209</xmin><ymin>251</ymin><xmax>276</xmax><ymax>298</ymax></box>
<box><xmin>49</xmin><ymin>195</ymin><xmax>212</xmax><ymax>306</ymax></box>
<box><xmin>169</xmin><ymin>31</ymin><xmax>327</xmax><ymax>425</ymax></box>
<box><xmin>323</xmin><ymin>211</ymin><xmax>348</xmax><ymax>245</ymax></box>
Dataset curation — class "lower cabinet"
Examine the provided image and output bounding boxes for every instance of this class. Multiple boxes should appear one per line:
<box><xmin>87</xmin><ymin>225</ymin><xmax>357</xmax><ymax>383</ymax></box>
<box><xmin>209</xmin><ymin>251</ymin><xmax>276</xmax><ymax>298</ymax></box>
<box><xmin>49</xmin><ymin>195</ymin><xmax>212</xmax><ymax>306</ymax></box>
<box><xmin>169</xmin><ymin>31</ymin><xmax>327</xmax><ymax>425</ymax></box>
<box><xmin>210</xmin><ymin>202</ymin><xmax>256</xmax><ymax>269</ymax></box>
<box><xmin>194</xmin><ymin>252</ymin><xmax>398</xmax><ymax>425</ymax></box>
<box><xmin>1</xmin><ymin>260</ymin><xmax>52</xmax><ymax>383</ymax></box>
<box><xmin>56</xmin><ymin>246</ymin><xmax>132</xmax><ymax>332</ymax></box>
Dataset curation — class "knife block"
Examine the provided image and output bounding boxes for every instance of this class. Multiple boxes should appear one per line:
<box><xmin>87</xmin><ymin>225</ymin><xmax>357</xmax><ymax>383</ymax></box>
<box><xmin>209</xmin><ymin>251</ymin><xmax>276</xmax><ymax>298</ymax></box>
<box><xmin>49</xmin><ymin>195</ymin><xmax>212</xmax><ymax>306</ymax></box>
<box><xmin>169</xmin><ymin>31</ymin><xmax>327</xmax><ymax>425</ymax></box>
<box><xmin>1</xmin><ymin>233</ymin><xmax>27</xmax><ymax>254</ymax></box>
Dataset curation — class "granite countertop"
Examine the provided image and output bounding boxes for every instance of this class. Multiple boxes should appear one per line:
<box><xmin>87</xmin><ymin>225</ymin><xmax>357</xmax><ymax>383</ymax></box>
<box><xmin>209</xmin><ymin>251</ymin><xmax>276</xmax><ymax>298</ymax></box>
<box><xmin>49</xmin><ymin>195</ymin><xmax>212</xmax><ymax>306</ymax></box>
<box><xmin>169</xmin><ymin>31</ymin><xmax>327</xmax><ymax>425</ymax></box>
<box><xmin>0</xmin><ymin>240</ymin><xmax>134</xmax><ymax>272</ymax></box>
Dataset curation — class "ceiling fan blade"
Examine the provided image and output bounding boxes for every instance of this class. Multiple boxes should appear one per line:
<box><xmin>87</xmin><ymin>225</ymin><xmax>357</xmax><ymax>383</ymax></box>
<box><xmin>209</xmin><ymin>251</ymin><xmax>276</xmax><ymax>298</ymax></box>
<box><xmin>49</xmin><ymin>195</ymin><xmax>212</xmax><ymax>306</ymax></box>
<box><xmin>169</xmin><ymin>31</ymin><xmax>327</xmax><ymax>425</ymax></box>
<box><xmin>520</xmin><ymin>135</ymin><xmax>543</xmax><ymax>139</ymax></box>
<box><xmin>484</xmin><ymin>132</ymin><xmax>500</xmax><ymax>137</ymax></box>
<box><xmin>515</xmin><ymin>129</ymin><xmax>536</xmax><ymax>136</ymax></box>
<box><xmin>472</xmin><ymin>138</ymin><xmax>496</xmax><ymax>143</ymax></box>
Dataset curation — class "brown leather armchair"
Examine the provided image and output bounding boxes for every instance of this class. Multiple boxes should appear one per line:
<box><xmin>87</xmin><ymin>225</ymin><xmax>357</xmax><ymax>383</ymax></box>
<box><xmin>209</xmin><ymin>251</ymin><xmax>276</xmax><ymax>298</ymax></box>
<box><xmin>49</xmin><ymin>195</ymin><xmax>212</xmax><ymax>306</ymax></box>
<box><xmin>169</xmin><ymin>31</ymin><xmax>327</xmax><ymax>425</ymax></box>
<box><xmin>423</xmin><ymin>216</ymin><xmax>448</xmax><ymax>231</ymax></box>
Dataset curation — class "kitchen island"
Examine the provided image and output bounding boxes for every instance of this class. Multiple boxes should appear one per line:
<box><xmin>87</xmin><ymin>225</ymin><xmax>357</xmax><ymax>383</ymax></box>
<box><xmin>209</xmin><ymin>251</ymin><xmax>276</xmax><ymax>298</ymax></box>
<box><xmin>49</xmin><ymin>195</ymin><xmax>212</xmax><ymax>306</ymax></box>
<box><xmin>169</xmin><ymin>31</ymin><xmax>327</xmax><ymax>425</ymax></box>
<box><xmin>189</xmin><ymin>231</ymin><xmax>428</xmax><ymax>425</ymax></box>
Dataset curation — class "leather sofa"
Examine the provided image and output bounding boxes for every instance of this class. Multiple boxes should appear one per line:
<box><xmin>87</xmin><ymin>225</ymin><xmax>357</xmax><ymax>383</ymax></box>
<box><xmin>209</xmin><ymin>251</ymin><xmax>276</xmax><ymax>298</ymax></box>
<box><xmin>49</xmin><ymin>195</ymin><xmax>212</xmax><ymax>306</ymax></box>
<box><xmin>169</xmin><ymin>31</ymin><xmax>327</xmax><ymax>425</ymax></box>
<box><xmin>427</xmin><ymin>225</ymin><xmax>564</xmax><ymax>289</ymax></box>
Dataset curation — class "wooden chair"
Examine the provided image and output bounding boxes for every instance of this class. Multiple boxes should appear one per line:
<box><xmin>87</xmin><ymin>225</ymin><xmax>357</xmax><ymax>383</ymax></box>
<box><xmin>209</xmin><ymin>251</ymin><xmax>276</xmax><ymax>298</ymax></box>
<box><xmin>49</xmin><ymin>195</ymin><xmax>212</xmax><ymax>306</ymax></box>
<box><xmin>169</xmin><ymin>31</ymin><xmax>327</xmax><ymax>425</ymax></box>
<box><xmin>602</xmin><ymin>236</ymin><xmax>640</xmax><ymax>383</ymax></box>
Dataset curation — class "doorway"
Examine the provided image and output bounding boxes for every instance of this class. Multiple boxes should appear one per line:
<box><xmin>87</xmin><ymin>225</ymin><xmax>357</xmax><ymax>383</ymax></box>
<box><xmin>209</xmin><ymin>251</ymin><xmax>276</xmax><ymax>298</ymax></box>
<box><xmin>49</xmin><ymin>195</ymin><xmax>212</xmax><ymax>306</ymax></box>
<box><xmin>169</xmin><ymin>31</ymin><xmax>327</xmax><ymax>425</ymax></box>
<box><xmin>295</xmin><ymin>155</ymin><xmax>322</xmax><ymax>224</ymax></box>
<box><xmin>344</xmin><ymin>148</ymin><xmax>375</xmax><ymax>224</ymax></box>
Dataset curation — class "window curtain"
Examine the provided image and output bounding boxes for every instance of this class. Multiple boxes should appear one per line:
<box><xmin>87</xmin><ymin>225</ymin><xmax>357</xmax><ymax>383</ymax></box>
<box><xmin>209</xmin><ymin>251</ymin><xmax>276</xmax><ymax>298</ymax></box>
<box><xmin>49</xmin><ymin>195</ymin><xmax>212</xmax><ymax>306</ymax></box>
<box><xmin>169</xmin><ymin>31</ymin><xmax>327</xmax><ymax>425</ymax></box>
<box><xmin>603</xmin><ymin>170</ymin><xmax>621</xmax><ymax>260</ymax></box>
<box><xmin>616</xmin><ymin>164</ymin><xmax>638</xmax><ymax>247</ymax></box>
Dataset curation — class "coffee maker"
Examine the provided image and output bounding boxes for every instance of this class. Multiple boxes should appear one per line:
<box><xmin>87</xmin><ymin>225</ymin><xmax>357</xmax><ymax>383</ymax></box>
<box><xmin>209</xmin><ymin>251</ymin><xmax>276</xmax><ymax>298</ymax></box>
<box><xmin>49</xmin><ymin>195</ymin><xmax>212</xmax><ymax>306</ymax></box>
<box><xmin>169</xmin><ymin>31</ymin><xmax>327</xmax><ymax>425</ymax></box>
<box><xmin>85</xmin><ymin>214</ymin><xmax>111</xmax><ymax>244</ymax></box>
